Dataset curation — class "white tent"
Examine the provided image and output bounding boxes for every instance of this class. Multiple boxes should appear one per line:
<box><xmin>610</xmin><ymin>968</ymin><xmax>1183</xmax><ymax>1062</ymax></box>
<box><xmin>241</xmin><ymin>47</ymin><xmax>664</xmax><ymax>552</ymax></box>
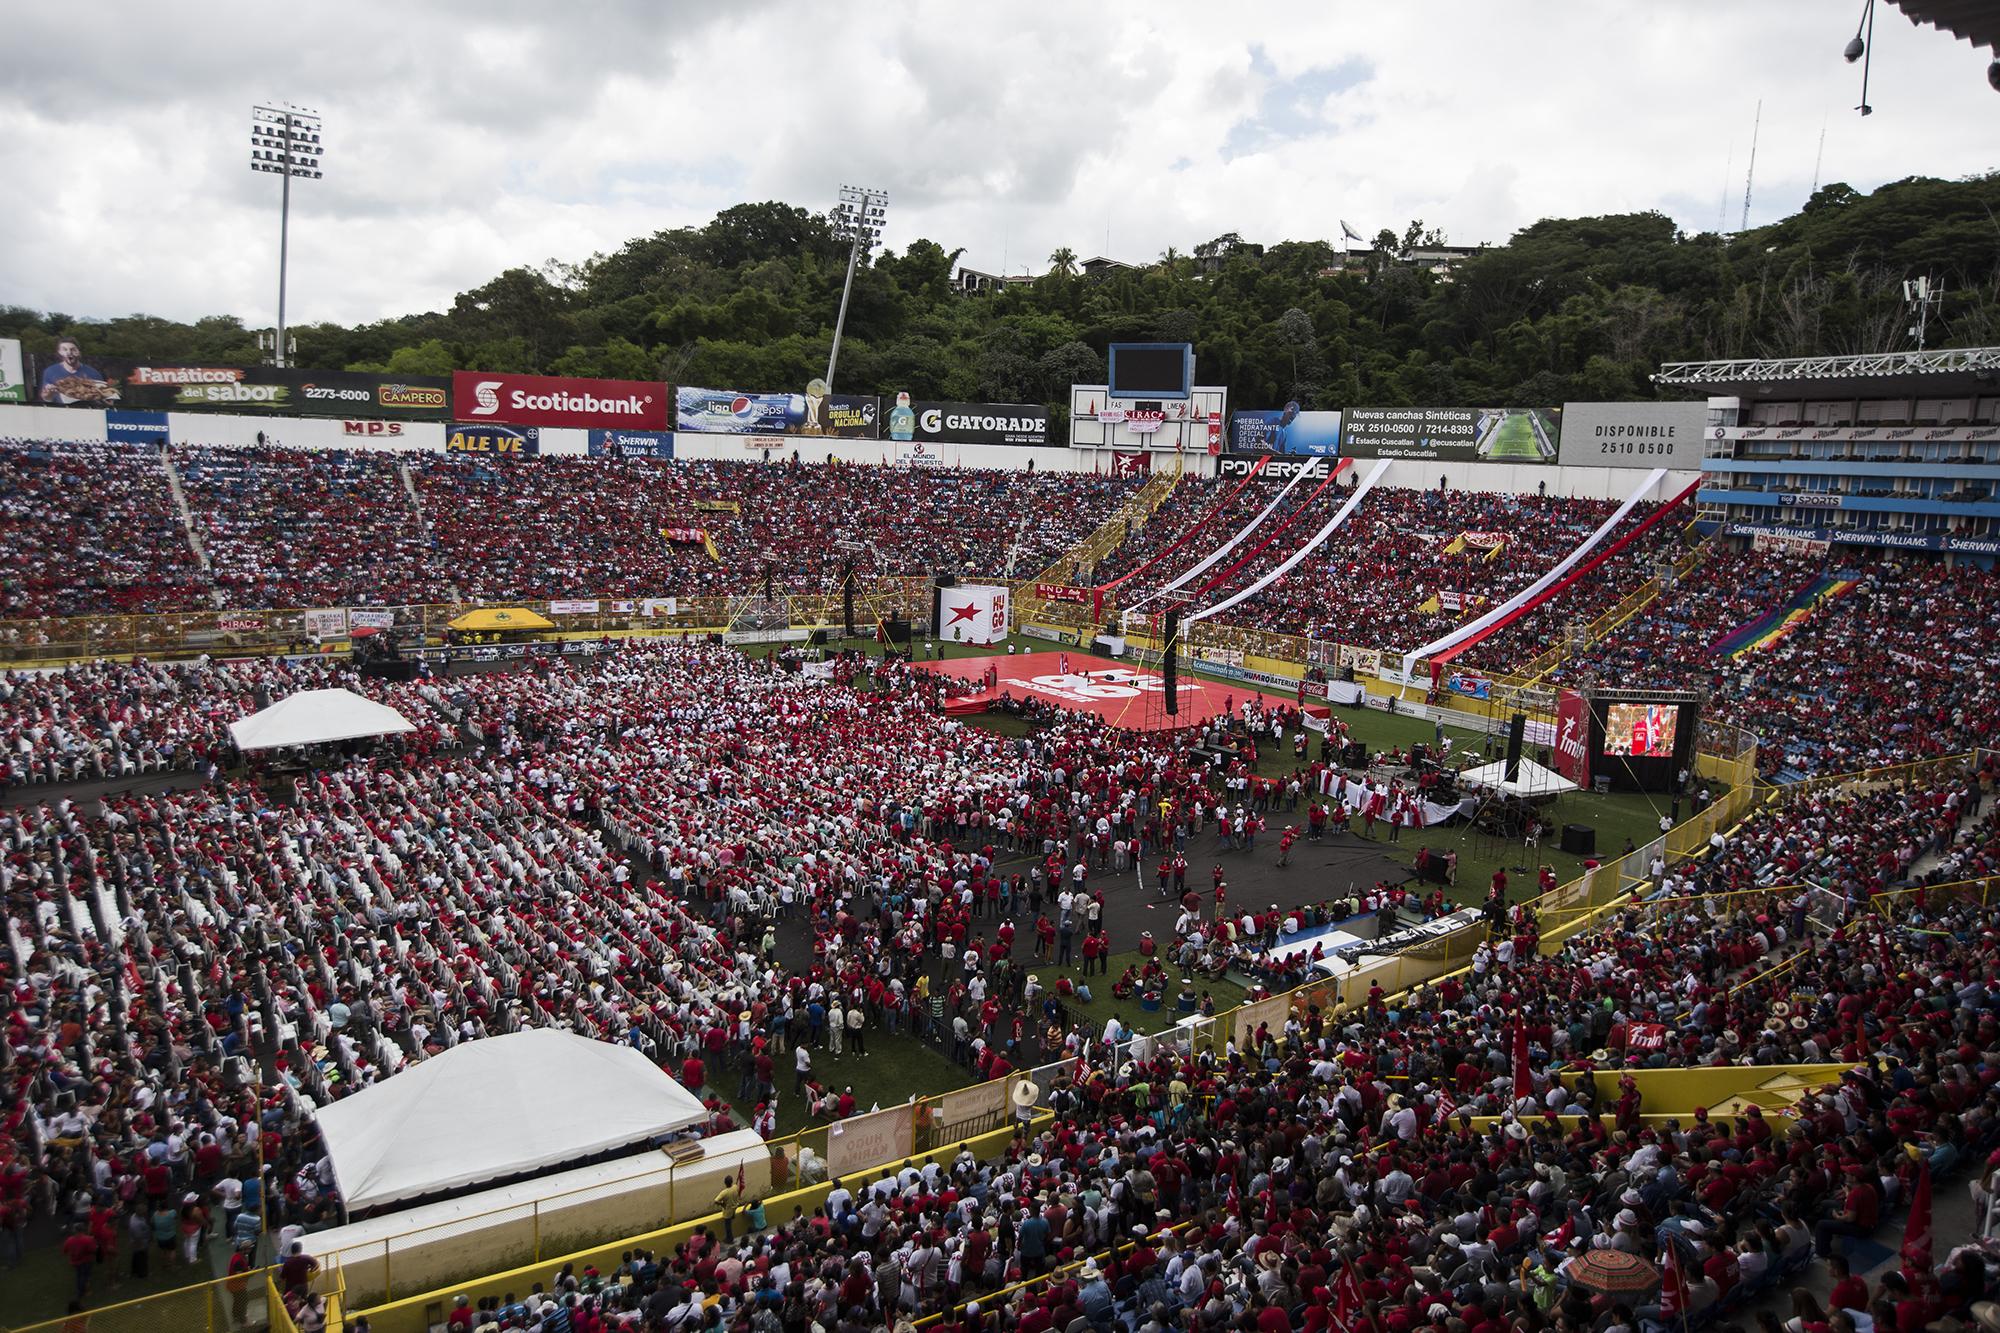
<box><xmin>1457</xmin><ymin>755</ymin><xmax>1578</xmax><ymax>799</ymax></box>
<box><xmin>313</xmin><ymin>1028</ymin><xmax>707</xmax><ymax>1214</ymax></box>
<box><xmin>229</xmin><ymin>688</ymin><xmax>415</xmax><ymax>752</ymax></box>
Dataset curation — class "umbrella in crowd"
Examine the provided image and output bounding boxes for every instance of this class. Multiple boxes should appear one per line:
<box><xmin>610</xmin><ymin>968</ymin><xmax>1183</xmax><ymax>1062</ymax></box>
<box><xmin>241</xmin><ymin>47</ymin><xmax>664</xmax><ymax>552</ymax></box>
<box><xmin>1565</xmin><ymin>1247</ymin><xmax>1661</xmax><ymax>1294</ymax></box>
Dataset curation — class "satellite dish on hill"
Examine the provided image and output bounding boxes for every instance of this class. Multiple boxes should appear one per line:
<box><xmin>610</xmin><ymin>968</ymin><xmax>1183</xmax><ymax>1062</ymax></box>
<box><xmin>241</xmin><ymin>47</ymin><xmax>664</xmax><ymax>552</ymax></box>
<box><xmin>1339</xmin><ymin>220</ymin><xmax>1363</xmax><ymax>244</ymax></box>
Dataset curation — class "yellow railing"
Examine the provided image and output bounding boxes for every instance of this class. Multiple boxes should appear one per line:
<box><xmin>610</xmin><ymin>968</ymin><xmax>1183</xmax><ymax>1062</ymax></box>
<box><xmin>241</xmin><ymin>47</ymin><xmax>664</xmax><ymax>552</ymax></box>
<box><xmin>345</xmin><ymin>1113</ymin><xmax>1049</xmax><ymax>1332</ymax></box>
<box><xmin>6</xmin><ymin>1259</ymin><xmax>344</xmax><ymax>1333</ymax></box>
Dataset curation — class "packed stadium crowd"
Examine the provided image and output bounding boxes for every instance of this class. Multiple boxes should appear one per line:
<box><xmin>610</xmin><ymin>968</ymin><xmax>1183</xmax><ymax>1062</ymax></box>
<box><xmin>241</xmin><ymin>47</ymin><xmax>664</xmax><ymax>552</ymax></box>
<box><xmin>1555</xmin><ymin>554</ymin><xmax>2000</xmax><ymax>780</ymax></box>
<box><xmin>0</xmin><ymin>441</ymin><xmax>1143</xmax><ymax>619</ymax></box>
<box><xmin>0</xmin><ymin>440</ymin><xmax>211</xmax><ymax>619</ymax></box>
<box><xmin>1089</xmin><ymin>478</ymin><xmax>1688</xmax><ymax>668</ymax></box>
<box><xmin>4</xmin><ymin>635</ymin><xmax>1996</xmax><ymax>1328</ymax></box>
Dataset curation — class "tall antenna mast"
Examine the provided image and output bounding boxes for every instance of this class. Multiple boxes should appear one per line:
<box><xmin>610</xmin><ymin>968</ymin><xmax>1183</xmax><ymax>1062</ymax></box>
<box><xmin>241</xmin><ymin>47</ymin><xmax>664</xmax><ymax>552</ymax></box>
<box><xmin>1718</xmin><ymin>139</ymin><xmax>1735</xmax><ymax>234</ymax></box>
<box><xmin>1741</xmin><ymin>99</ymin><xmax>1761</xmax><ymax>232</ymax></box>
<box><xmin>1810</xmin><ymin>116</ymin><xmax>1827</xmax><ymax>196</ymax></box>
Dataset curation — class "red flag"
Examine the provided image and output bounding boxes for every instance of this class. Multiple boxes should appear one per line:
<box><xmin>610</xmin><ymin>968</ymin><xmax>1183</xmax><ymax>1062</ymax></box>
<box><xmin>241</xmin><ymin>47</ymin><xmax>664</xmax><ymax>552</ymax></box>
<box><xmin>1661</xmin><ymin>1240</ymin><xmax>1690</xmax><ymax>1319</ymax></box>
<box><xmin>1512</xmin><ymin>1020</ymin><xmax>1533</xmax><ymax>1103</ymax></box>
<box><xmin>1434</xmin><ymin>1084</ymin><xmax>1458</xmax><ymax>1124</ymax></box>
<box><xmin>1331</xmin><ymin>1259</ymin><xmax>1366</xmax><ymax>1329</ymax></box>
<box><xmin>1901</xmin><ymin>1159</ymin><xmax>1932</xmax><ymax>1278</ymax></box>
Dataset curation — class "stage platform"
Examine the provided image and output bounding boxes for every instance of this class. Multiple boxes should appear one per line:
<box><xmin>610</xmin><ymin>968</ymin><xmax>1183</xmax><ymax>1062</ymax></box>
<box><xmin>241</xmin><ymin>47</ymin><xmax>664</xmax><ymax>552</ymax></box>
<box><xmin>916</xmin><ymin>649</ymin><xmax>1296</xmax><ymax>732</ymax></box>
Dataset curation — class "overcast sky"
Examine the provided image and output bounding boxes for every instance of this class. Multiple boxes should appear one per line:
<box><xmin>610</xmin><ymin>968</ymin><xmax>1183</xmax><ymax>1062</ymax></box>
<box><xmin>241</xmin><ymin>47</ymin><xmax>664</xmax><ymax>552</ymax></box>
<box><xmin>2</xmin><ymin>1</ymin><xmax>1995</xmax><ymax>329</ymax></box>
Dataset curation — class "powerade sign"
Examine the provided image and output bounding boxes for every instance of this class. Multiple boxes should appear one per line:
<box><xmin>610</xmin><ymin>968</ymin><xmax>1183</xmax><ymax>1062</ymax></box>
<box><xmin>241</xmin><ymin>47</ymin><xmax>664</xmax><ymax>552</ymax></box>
<box><xmin>1217</xmin><ymin>455</ymin><xmax>1333</xmax><ymax>481</ymax></box>
<box><xmin>1722</xmin><ymin>521</ymin><xmax>2000</xmax><ymax>556</ymax></box>
<box><xmin>1229</xmin><ymin>404</ymin><xmax>1341</xmax><ymax>455</ymax></box>
<box><xmin>587</xmin><ymin>428</ymin><xmax>674</xmax><ymax>458</ymax></box>
<box><xmin>105</xmin><ymin>409</ymin><xmax>169</xmax><ymax>444</ymax></box>
<box><xmin>446</xmin><ymin>422</ymin><xmax>540</xmax><ymax>456</ymax></box>
<box><xmin>887</xmin><ymin>395</ymin><xmax>1049</xmax><ymax>447</ymax></box>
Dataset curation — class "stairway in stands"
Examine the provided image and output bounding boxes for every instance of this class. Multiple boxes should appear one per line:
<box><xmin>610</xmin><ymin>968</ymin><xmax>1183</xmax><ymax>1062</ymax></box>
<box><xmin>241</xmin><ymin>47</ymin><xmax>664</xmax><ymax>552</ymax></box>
<box><xmin>158</xmin><ymin>445</ymin><xmax>225</xmax><ymax>608</ymax></box>
<box><xmin>400</xmin><ymin>460</ymin><xmax>465</xmax><ymax>603</ymax></box>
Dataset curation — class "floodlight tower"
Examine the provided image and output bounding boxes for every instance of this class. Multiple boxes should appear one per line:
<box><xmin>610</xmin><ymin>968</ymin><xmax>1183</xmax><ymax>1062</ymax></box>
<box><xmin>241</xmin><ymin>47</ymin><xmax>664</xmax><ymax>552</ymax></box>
<box><xmin>825</xmin><ymin>185</ymin><xmax>888</xmax><ymax>392</ymax></box>
<box><xmin>250</xmin><ymin>103</ymin><xmax>324</xmax><ymax>368</ymax></box>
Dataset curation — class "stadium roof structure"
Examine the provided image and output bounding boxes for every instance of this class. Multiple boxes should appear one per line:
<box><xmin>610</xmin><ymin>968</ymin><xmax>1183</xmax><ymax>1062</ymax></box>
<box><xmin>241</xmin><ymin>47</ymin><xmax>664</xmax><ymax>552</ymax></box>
<box><xmin>1653</xmin><ymin>346</ymin><xmax>2000</xmax><ymax>399</ymax></box>
<box><xmin>229</xmin><ymin>688</ymin><xmax>415</xmax><ymax>751</ymax></box>
<box><xmin>1887</xmin><ymin>0</ymin><xmax>2000</xmax><ymax>51</ymax></box>
<box><xmin>314</xmin><ymin>1028</ymin><xmax>706</xmax><ymax>1214</ymax></box>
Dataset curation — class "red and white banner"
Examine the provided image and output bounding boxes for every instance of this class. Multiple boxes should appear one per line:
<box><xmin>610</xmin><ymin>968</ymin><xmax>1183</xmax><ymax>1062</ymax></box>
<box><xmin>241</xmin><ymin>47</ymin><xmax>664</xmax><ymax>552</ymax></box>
<box><xmin>451</xmin><ymin>370</ymin><xmax>669</xmax><ymax>429</ymax></box>
<box><xmin>938</xmin><ymin>583</ymin><xmax>1011</xmax><ymax>646</ymax></box>
<box><xmin>1553</xmin><ymin>688</ymin><xmax>1592</xmax><ymax>789</ymax></box>
<box><xmin>1626</xmin><ymin>1021</ymin><xmax>1669</xmax><ymax>1052</ymax></box>
<box><xmin>660</xmin><ymin>527</ymin><xmax>708</xmax><ymax>544</ymax></box>
<box><xmin>1126</xmin><ymin>410</ymin><xmax>1166</xmax><ymax>434</ymax></box>
<box><xmin>1034</xmin><ymin>582</ymin><xmax>1092</xmax><ymax>604</ymax></box>
<box><xmin>1111</xmin><ymin>452</ymin><xmax>1151</xmax><ymax>477</ymax></box>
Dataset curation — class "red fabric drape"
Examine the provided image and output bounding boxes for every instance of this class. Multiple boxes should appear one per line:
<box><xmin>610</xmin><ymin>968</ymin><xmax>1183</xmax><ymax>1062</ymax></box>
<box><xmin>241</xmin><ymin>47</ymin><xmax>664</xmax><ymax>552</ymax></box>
<box><xmin>1189</xmin><ymin>459</ymin><xmax>1351</xmax><ymax>597</ymax></box>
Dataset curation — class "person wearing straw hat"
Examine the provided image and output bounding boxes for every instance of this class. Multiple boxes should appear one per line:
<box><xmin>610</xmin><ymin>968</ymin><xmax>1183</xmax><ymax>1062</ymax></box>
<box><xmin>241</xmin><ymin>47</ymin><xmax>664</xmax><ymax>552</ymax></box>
<box><xmin>1011</xmin><ymin>1077</ymin><xmax>1040</xmax><ymax>1125</ymax></box>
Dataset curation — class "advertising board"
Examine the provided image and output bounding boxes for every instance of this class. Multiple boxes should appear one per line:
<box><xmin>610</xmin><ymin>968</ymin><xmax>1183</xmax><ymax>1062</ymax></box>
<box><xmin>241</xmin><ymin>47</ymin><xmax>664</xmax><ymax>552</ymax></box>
<box><xmin>0</xmin><ymin>339</ymin><xmax>23</xmax><ymax>403</ymax></box>
<box><xmin>446</xmin><ymin>422</ymin><xmax>540</xmax><ymax>456</ymax></box>
<box><xmin>587</xmin><ymin>428</ymin><xmax>674</xmax><ymax>458</ymax></box>
<box><xmin>1557</xmin><ymin>401</ymin><xmax>1705</xmax><ymax>470</ymax></box>
<box><xmin>1343</xmin><ymin>406</ymin><xmax>1558</xmax><ymax>463</ymax></box>
<box><xmin>1721</xmin><ymin>521</ymin><xmax>2000</xmax><ymax>556</ymax></box>
<box><xmin>1228</xmin><ymin>404</ymin><xmax>1342</xmax><ymax>455</ymax></box>
<box><xmin>677</xmin><ymin>384</ymin><xmax>880</xmax><ymax>438</ymax></box>
<box><xmin>452</xmin><ymin>371</ymin><xmax>667</xmax><ymax>430</ymax></box>
<box><xmin>27</xmin><ymin>345</ymin><xmax>450</xmax><ymax>418</ymax></box>
<box><xmin>1217</xmin><ymin>454</ymin><xmax>1333</xmax><ymax>480</ymax></box>
<box><xmin>887</xmin><ymin>393</ymin><xmax>1050</xmax><ymax>446</ymax></box>
<box><xmin>105</xmin><ymin>409</ymin><xmax>169</xmax><ymax>444</ymax></box>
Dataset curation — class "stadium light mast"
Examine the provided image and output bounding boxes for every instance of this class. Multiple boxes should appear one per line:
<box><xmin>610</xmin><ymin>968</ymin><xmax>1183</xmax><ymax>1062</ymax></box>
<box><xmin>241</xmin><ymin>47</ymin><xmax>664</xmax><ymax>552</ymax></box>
<box><xmin>250</xmin><ymin>103</ymin><xmax>324</xmax><ymax>368</ymax></box>
<box><xmin>825</xmin><ymin>185</ymin><xmax>888</xmax><ymax>393</ymax></box>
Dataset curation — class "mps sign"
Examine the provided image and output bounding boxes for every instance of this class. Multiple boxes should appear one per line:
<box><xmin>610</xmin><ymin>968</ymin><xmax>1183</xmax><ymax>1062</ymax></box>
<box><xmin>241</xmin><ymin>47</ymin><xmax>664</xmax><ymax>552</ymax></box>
<box><xmin>453</xmin><ymin>371</ymin><xmax>668</xmax><ymax>430</ymax></box>
<box><xmin>1557</xmin><ymin>401</ymin><xmax>1706</xmax><ymax>470</ymax></box>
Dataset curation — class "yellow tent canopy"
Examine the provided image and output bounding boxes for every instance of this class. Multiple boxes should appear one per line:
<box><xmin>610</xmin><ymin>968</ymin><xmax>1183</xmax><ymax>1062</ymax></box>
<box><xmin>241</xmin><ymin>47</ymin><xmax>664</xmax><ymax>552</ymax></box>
<box><xmin>447</xmin><ymin>607</ymin><xmax>555</xmax><ymax>632</ymax></box>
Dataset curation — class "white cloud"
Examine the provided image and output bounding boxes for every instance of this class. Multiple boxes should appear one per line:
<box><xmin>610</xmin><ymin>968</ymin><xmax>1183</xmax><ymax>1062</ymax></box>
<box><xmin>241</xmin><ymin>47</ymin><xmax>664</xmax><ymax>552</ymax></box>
<box><xmin>0</xmin><ymin>0</ymin><xmax>1993</xmax><ymax>326</ymax></box>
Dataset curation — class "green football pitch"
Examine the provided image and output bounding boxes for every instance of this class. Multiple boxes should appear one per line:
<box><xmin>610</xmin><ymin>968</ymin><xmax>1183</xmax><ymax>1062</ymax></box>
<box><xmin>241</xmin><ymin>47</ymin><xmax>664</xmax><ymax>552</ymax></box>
<box><xmin>1484</xmin><ymin>411</ymin><xmax>1547</xmax><ymax>460</ymax></box>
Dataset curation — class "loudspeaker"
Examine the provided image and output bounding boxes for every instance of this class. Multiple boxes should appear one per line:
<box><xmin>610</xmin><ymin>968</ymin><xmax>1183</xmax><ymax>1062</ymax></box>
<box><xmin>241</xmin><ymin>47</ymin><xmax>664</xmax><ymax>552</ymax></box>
<box><xmin>1339</xmin><ymin>666</ymin><xmax>1356</xmax><ymax>684</ymax></box>
<box><xmin>808</xmin><ymin>628</ymin><xmax>830</xmax><ymax>646</ymax></box>
<box><xmin>1560</xmin><ymin>823</ymin><xmax>1596</xmax><ymax>855</ymax></box>
<box><xmin>1504</xmin><ymin>712</ymin><xmax>1527</xmax><ymax>783</ymax></box>
<box><xmin>881</xmin><ymin>617</ymin><xmax>912</xmax><ymax>647</ymax></box>
<box><xmin>1341</xmin><ymin>741</ymin><xmax>1368</xmax><ymax>768</ymax></box>
<box><xmin>1162</xmin><ymin>606</ymin><xmax>1181</xmax><ymax>716</ymax></box>
<box><xmin>360</xmin><ymin>659</ymin><xmax>418</xmax><ymax>682</ymax></box>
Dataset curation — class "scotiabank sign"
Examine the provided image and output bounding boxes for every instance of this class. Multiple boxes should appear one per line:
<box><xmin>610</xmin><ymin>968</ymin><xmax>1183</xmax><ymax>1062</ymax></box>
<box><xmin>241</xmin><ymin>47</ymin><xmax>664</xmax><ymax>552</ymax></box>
<box><xmin>451</xmin><ymin>370</ymin><xmax>668</xmax><ymax>429</ymax></box>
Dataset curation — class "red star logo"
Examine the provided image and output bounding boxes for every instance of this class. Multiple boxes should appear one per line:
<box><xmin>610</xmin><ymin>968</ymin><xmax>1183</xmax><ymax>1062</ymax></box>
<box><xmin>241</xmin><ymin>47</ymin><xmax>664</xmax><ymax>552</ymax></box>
<box><xmin>946</xmin><ymin>603</ymin><xmax>979</xmax><ymax>624</ymax></box>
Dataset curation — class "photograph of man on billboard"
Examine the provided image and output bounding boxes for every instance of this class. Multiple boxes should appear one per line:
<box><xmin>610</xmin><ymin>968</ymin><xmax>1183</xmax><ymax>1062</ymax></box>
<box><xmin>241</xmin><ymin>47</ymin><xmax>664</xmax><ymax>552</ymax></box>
<box><xmin>38</xmin><ymin>337</ymin><xmax>118</xmax><ymax>405</ymax></box>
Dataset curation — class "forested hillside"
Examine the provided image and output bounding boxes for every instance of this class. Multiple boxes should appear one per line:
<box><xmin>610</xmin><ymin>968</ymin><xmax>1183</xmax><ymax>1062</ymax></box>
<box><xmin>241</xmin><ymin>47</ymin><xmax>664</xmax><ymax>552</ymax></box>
<box><xmin>5</xmin><ymin>173</ymin><xmax>1997</xmax><ymax>419</ymax></box>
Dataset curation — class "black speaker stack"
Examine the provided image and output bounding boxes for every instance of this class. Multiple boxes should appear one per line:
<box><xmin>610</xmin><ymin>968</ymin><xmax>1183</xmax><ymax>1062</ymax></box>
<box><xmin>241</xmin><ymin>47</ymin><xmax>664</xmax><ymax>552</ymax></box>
<box><xmin>1503</xmin><ymin>712</ymin><xmax>1527</xmax><ymax>783</ymax></box>
<box><xmin>1161</xmin><ymin>606</ymin><xmax>1181</xmax><ymax>716</ymax></box>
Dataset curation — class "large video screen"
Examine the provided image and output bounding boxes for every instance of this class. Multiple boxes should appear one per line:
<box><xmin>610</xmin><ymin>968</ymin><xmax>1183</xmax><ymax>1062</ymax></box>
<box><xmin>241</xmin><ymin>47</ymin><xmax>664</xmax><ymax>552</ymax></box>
<box><xmin>1108</xmin><ymin>343</ymin><xmax>1191</xmax><ymax>398</ymax></box>
<box><xmin>1602</xmin><ymin>702</ymin><xmax>1679</xmax><ymax>758</ymax></box>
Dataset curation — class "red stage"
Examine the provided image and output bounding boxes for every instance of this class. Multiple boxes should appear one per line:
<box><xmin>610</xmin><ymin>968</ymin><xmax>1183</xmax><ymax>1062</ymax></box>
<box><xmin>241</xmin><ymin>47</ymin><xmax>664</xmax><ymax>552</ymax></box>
<box><xmin>915</xmin><ymin>650</ymin><xmax>1300</xmax><ymax>732</ymax></box>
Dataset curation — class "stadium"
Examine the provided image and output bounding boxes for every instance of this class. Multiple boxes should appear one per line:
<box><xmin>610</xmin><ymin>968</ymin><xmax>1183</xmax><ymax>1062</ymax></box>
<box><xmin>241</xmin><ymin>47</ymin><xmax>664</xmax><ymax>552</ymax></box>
<box><xmin>4</xmin><ymin>7</ymin><xmax>2000</xmax><ymax>1333</ymax></box>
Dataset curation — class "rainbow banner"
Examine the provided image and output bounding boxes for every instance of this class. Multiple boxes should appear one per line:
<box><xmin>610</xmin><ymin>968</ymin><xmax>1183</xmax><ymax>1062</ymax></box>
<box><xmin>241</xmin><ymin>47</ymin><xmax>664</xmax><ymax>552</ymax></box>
<box><xmin>1711</xmin><ymin>574</ymin><xmax>1857</xmax><ymax>658</ymax></box>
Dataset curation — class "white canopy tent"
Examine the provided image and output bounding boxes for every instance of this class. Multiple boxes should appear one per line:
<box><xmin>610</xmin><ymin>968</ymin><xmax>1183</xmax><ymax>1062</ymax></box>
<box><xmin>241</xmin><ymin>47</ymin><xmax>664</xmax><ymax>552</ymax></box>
<box><xmin>228</xmin><ymin>688</ymin><xmax>415</xmax><ymax>752</ymax></box>
<box><xmin>313</xmin><ymin>1028</ymin><xmax>707</xmax><ymax>1215</ymax></box>
<box><xmin>1456</xmin><ymin>756</ymin><xmax>1578</xmax><ymax>799</ymax></box>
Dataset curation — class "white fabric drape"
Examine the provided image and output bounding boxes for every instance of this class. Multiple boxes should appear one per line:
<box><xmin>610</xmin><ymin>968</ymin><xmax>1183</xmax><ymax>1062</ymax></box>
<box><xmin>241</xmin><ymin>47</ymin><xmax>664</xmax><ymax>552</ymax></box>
<box><xmin>1130</xmin><ymin>459</ymin><xmax>1321</xmax><ymax>610</ymax></box>
<box><xmin>1186</xmin><ymin>458</ymin><xmax>1391</xmax><ymax>625</ymax></box>
<box><xmin>1398</xmin><ymin>467</ymin><xmax>1668</xmax><ymax>675</ymax></box>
